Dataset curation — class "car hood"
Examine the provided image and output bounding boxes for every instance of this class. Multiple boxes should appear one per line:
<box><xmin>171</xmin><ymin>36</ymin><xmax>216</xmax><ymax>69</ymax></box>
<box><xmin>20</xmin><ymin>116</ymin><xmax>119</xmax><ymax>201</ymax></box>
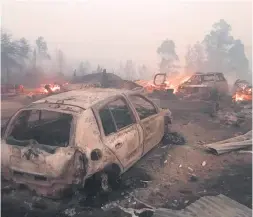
<box><xmin>1</xmin><ymin>140</ymin><xmax>77</xmax><ymax>178</ymax></box>
<box><xmin>180</xmin><ymin>83</ymin><xmax>209</xmax><ymax>87</ymax></box>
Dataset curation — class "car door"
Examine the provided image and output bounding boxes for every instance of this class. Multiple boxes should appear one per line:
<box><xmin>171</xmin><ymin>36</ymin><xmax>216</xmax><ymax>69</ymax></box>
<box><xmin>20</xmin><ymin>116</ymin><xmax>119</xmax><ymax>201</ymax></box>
<box><xmin>215</xmin><ymin>73</ymin><xmax>228</xmax><ymax>93</ymax></box>
<box><xmin>128</xmin><ymin>95</ymin><xmax>164</xmax><ymax>155</ymax></box>
<box><xmin>96</xmin><ymin>97</ymin><xmax>144</xmax><ymax>170</ymax></box>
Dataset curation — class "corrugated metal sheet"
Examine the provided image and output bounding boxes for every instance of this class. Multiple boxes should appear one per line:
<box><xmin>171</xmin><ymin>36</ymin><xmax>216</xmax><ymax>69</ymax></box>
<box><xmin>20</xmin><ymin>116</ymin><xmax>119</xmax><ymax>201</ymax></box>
<box><xmin>206</xmin><ymin>140</ymin><xmax>252</xmax><ymax>155</ymax></box>
<box><xmin>205</xmin><ymin>131</ymin><xmax>252</xmax><ymax>155</ymax></box>
<box><xmin>185</xmin><ymin>194</ymin><xmax>251</xmax><ymax>217</ymax></box>
<box><xmin>153</xmin><ymin>194</ymin><xmax>252</xmax><ymax>217</ymax></box>
<box><xmin>212</xmin><ymin>131</ymin><xmax>252</xmax><ymax>145</ymax></box>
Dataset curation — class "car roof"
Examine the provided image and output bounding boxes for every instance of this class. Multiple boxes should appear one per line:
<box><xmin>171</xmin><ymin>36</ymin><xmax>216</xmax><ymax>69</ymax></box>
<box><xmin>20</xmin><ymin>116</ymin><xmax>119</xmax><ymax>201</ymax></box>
<box><xmin>194</xmin><ymin>72</ymin><xmax>224</xmax><ymax>75</ymax></box>
<box><xmin>32</xmin><ymin>88</ymin><xmax>136</xmax><ymax>109</ymax></box>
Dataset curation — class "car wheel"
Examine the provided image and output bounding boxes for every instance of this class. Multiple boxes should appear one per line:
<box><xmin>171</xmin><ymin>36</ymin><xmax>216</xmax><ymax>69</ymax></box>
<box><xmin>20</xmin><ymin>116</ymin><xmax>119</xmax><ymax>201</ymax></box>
<box><xmin>97</xmin><ymin>169</ymin><xmax>121</xmax><ymax>193</ymax></box>
<box><xmin>164</xmin><ymin>115</ymin><xmax>171</xmax><ymax>134</ymax></box>
<box><xmin>100</xmin><ymin>172</ymin><xmax>111</xmax><ymax>192</ymax></box>
<box><xmin>162</xmin><ymin>116</ymin><xmax>170</xmax><ymax>145</ymax></box>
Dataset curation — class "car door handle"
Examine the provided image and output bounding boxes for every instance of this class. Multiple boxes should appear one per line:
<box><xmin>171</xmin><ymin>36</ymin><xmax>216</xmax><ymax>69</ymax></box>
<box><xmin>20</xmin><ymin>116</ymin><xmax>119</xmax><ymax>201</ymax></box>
<box><xmin>115</xmin><ymin>143</ymin><xmax>123</xmax><ymax>149</ymax></box>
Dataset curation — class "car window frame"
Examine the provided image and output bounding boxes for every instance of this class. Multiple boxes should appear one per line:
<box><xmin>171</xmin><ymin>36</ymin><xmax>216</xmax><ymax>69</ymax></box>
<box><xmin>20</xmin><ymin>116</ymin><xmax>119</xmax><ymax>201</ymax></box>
<box><xmin>98</xmin><ymin>96</ymin><xmax>137</xmax><ymax>137</ymax></box>
<box><xmin>202</xmin><ymin>74</ymin><xmax>217</xmax><ymax>82</ymax></box>
<box><xmin>128</xmin><ymin>94</ymin><xmax>158</xmax><ymax>120</ymax></box>
<box><xmin>3</xmin><ymin>108</ymin><xmax>76</xmax><ymax>147</ymax></box>
<box><xmin>216</xmin><ymin>73</ymin><xmax>226</xmax><ymax>82</ymax></box>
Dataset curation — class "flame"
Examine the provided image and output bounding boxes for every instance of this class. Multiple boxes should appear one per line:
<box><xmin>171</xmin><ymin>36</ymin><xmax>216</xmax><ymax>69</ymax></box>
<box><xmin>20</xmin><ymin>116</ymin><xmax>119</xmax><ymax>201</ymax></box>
<box><xmin>43</xmin><ymin>84</ymin><xmax>60</xmax><ymax>93</ymax></box>
<box><xmin>232</xmin><ymin>88</ymin><xmax>252</xmax><ymax>102</ymax></box>
<box><xmin>136</xmin><ymin>74</ymin><xmax>192</xmax><ymax>93</ymax></box>
<box><xmin>28</xmin><ymin>84</ymin><xmax>61</xmax><ymax>95</ymax></box>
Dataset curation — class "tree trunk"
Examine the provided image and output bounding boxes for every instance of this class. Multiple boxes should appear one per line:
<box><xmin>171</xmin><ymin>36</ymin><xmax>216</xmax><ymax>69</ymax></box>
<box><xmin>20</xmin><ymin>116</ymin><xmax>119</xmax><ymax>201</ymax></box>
<box><xmin>6</xmin><ymin>66</ymin><xmax>10</xmax><ymax>84</ymax></box>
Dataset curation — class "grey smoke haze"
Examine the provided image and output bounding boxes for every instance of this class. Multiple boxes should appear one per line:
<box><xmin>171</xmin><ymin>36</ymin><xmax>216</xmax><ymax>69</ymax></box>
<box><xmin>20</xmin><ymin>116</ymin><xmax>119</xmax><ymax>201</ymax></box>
<box><xmin>2</xmin><ymin>0</ymin><xmax>252</xmax><ymax>71</ymax></box>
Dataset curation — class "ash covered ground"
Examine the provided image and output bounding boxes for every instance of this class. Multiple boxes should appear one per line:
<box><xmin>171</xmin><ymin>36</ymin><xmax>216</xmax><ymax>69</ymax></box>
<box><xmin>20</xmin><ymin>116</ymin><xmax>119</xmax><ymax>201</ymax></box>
<box><xmin>1</xmin><ymin>95</ymin><xmax>252</xmax><ymax>217</ymax></box>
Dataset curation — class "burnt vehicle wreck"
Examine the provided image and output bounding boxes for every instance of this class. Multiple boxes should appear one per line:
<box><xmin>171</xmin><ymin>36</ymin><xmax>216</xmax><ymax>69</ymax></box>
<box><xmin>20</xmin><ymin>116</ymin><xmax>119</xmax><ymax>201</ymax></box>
<box><xmin>232</xmin><ymin>79</ymin><xmax>252</xmax><ymax>102</ymax></box>
<box><xmin>1</xmin><ymin>88</ymin><xmax>172</xmax><ymax>198</ymax></box>
<box><xmin>176</xmin><ymin>72</ymin><xmax>229</xmax><ymax>99</ymax></box>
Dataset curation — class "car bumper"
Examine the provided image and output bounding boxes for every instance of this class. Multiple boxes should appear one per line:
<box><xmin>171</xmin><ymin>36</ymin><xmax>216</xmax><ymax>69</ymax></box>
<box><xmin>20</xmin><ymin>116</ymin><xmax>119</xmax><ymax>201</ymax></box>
<box><xmin>2</xmin><ymin>167</ymin><xmax>73</xmax><ymax>198</ymax></box>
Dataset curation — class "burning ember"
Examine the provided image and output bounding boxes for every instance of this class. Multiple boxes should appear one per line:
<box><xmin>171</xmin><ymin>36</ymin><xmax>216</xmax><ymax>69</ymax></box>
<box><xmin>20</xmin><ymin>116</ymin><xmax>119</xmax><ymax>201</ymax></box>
<box><xmin>232</xmin><ymin>79</ymin><xmax>252</xmax><ymax>102</ymax></box>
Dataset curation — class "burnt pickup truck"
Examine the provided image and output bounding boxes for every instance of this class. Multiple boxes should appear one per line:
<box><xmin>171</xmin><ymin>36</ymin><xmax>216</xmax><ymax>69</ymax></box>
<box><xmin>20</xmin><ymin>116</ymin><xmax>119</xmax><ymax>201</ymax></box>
<box><xmin>1</xmin><ymin>88</ymin><xmax>172</xmax><ymax>197</ymax></box>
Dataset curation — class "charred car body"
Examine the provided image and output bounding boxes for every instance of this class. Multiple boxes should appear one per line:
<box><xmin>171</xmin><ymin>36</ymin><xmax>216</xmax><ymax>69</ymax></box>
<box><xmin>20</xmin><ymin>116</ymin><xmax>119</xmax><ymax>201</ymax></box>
<box><xmin>1</xmin><ymin>88</ymin><xmax>172</xmax><ymax>197</ymax></box>
<box><xmin>177</xmin><ymin>72</ymin><xmax>229</xmax><ymax>99</ymax></box>
<box><xmin>232</xmin><ymin>79</ymin><xmax>252</xmax><ymax>102</ymax></box>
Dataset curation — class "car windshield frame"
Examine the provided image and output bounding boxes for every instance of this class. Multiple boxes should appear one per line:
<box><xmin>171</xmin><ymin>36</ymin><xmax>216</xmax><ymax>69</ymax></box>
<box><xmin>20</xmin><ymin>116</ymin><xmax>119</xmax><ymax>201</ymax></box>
<box><xmin>201</xmin><ymin>74</ymin><xmax>216</xmax><ymax>82</ymax></box>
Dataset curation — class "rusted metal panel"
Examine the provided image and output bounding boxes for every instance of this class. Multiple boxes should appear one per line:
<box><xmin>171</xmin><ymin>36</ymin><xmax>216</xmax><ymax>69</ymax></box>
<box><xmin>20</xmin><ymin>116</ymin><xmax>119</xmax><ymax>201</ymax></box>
<box><xmin>153</xmin><ymin>194</ymin><xmax>252</xmax><ymax>217</ymax></box>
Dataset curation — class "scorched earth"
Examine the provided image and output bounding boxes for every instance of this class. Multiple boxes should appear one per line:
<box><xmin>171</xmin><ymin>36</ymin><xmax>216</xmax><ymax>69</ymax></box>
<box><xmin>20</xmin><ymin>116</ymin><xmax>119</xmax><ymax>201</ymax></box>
<box><xmin>1</xmin><ymin>92</ymin><xmax>252</xmax><ymax>217</ymax></box>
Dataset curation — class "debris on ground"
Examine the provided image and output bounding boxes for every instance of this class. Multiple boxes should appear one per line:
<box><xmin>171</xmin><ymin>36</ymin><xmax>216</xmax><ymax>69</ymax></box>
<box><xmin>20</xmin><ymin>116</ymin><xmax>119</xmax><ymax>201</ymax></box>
<box><xmin>163</xmin><ymin>132</ymin><xmax>186</xmax><ymax>145</ymax></box>
<box><xmin>63</xmin><ymin>208</ymin><xmax>77</xmax><ymax>217</ymax></box>
<box><xmin>116</xmin><ymin>205</ymin><xmax>154</xmax><ymax>217</ymax></box>
<box><xmin>189</xmin><ymin>175</ymin><xmax>198</xmax><ymax>182</ymax></box>
<box><xmin>205</xmin><ymin>130</ymin><xmax>252</xmax><ymax>155</ymax></box>
<box><xmin>187</xmin><ymin>167</ymin><xmax>193</xmax><ymax>172</ymax></box>
<box><xmin>72</xmin><ymin>72</ymin><xmax>142</xmax><ymax>90</ymax></box>
<box><xmin>201</xmin><ymin>161</ymin><xmax>206</xmax><ymax>166</ymax></box>
<box><xmin>2</xmin><ymin>185</ymin><xmax>15</xmax><ymax>194</ymax></box>
<box><xmin>217</xmin><ymin>104</ymin><xmax>252</xmax><ymax>127</ymax></box>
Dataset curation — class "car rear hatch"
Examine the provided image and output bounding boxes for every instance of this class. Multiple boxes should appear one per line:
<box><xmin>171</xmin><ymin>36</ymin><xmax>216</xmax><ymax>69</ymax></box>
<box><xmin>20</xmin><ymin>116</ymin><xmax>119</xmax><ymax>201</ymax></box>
<box><xmin>2</xmin><ymin>107</ymin><xmax>78</xmax><ymax>182</ymax></box>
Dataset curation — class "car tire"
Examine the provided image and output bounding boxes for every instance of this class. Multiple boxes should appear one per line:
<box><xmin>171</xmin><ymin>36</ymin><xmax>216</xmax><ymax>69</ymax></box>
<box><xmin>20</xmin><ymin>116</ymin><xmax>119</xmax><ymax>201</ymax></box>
<box><xmin>164</xmin><ymin>115</ymin><xmax>171</xmax><ymax>134</ymax></box>
<box><xmin>162</xmin><ymin>116</ymin><xmax>170</xmax><ymax>144</ymax></box>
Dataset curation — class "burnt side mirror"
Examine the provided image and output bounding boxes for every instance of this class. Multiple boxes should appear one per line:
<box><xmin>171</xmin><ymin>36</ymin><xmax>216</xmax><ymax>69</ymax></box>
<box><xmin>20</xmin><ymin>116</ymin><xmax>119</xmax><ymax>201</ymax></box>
<box><xmin>91</xmin><ymin>149</ymin><xmax>102</xmax><ymax>161</ymax></box>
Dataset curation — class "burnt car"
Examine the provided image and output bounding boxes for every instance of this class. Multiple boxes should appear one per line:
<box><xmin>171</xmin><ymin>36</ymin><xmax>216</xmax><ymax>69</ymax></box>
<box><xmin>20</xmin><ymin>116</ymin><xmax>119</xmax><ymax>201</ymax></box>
<box><xmin>177</xmin><ymin>72</ymin><xmax>229</xmax><ymax>99</ymax></box>
<box><xmin>232</xmin><ymin>79</ymin><xmax>252</xmax><ymax>102</ymax></box>
<box><xmin>1</xmin><ymin>88</ymin><xmax>172</xmax><ymax>197</ymax></box>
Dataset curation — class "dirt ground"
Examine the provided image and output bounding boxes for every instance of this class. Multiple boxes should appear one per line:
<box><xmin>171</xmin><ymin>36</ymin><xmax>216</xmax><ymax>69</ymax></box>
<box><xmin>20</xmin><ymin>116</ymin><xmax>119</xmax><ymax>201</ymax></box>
<box><xmin>1</xmin><ymin>96</ymin><xmax>252</xmax><ymax>217</ymax></box>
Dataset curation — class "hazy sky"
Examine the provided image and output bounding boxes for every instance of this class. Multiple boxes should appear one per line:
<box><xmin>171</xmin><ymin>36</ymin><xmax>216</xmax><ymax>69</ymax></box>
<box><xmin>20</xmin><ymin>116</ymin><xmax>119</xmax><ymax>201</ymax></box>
<box><xmin>2</xmin><ymin>0</ymin><xmax>252</xmax><ymax>70</ymax></box>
